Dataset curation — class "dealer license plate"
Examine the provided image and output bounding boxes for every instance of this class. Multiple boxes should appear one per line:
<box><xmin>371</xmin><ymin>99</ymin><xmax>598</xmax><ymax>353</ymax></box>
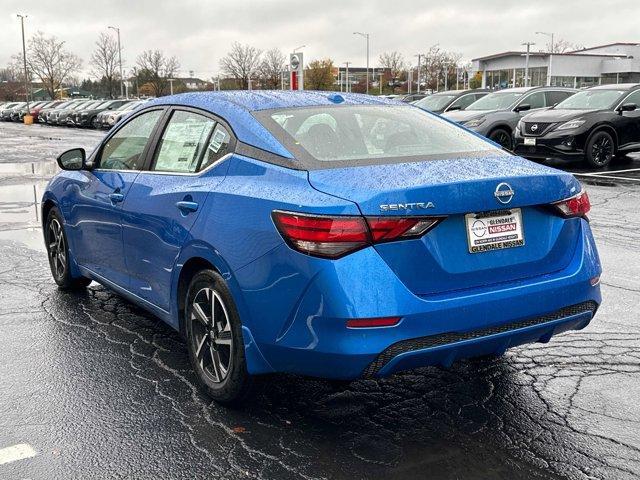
<box><xmin>465</xmin><ymin>209</ymin><xmax>525</xmax><ymax>254</ymax></box>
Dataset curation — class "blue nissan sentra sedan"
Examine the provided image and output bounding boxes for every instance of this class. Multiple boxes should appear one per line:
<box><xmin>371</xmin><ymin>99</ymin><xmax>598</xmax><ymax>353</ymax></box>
<box><xmin>42</xmin><ymin>91</ymin><xmax>602</xmax><ymax>403</ymax></box>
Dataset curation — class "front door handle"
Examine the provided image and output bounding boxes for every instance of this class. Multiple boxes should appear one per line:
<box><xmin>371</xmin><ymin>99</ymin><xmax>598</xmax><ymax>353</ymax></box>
<box><xmin>109</xmin><ymin>192</ymin><xmax>125</xmax><ymax>204</ymax></box>
<box><xmin>176</xmin><ymin>201</ymin><xmax>199</xmax><ymax>214</ymax></box>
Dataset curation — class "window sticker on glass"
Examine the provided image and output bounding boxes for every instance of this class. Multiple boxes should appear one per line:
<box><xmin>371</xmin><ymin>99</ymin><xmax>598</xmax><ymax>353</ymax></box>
<box><xmin>209</xmin><ymin>128</ymin><xmax>228</xmax><ymax>154</ymax></box>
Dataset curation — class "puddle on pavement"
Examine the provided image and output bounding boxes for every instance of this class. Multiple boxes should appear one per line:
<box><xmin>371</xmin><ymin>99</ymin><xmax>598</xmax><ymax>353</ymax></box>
<box><xmin>0</xmin><ymin>161</ymin><xmax>56</xmax><ymax>252</ymax></box>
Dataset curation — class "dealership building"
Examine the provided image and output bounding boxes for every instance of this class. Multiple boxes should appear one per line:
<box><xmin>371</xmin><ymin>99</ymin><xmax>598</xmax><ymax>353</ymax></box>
<box><xmin>473</xmin><ymin>42</ymin><xmax>640</xmax><ymax>89</ymax></box>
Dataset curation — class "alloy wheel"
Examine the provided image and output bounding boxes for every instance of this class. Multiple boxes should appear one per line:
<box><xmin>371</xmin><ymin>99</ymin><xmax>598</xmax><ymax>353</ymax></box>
<box><xmin>48</xmin><ymin>218</ymin><xmax>66</xmax><ymax>279</ymax></box>
<box><xmin>592</xmin><ymin>135</ymin><xmax>613</xmax><ymax>166</ymax></box>
<box><xmin>189</xmin><ymin>287</ymin><xmax>233</xmax><ymax>383</ymax></box>
<box><xmin>491</xmin><ymin>130</ymin><xmax>512</xmax><ymax>149</ymax></box>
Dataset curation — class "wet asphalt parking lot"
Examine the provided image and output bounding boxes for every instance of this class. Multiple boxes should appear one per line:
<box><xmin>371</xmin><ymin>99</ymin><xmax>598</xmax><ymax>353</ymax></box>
<box><xmin>0</xmin><ymin>121</ymin><xmax>639</xmax><ymax>480</ymax></box>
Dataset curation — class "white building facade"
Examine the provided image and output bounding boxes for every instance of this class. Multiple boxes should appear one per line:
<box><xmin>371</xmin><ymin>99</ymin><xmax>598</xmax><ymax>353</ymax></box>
<box><xmin>472</xmin><ymin>43</ymin><xmax>640</xmax><ymax>90</ymax></box>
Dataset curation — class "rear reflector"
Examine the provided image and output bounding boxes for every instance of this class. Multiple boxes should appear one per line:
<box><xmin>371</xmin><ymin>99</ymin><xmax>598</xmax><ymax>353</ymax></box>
<box><xmin>346</xmin><ymin>317</ymin><xmax>401</xmax><ymax>328</ymax></box>
<box><xmin>272</xmin><ymin>210</ymin><xmax>444</xmax><ymax>259</ymax></box>
<box><xmin>552</xmin><ymin>189</ymin><xmax>591</xmax><ymax>218</ymax></box>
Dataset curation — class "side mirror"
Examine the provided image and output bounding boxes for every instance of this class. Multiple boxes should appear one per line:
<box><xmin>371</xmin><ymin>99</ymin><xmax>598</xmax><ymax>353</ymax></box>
<box><xmin>57</xmin><ymin>148</ymin><xmax>87</xmax><ymax>171</ymax></box>
<box><xmin>514</xmin><ymin>104</ymin><xmax>531</xmax><ymax>112</ymax></box>
<box><xmin>447</xmin><ymin>105</ymin><xmax>462</xmax><ymax>111</ymax></box>
<box><xmin>618</xmin><ymin>103</ymin><xmax>637</xmax><ymax>113</ymax></box>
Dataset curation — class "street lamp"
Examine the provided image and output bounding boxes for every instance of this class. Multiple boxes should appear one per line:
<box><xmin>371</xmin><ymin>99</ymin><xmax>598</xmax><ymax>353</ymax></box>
<box><xmin>414</xmin><ymin>54</ymin><xmax>424</xmax><ymax>93</ymax></box>
<box><xmin>521</xmin><ymin>42</ymin><xmax>535</xmax><ymax>87</ymax></box>
<box><xmin>108</xmin><ymin>26</ymin><xmax>125</xmax><ymax>98</ymax></box>
<box><xmin>535</xmin><ymin>31</ymin><xmax>555</xmax><ymax>53</ymax></box>
<box><xmin>344</xmin><ymin>62</ymin><xmax>351</xmax><ymax>93</ymax></box>
<box><xmin>293</xmin><ymin>45</ymin><xmax>306</xmax><ymax>53</ymax></box>
<box><xmin>17</xmin><ymin>14</ymin><xmax>30</xmax><ymax>113</ymax></box>
<box><xmin>353</xmin><ymin>32</ymin><xmax>370</xmax><ymax>94</ymax></box>
<box><xmin>536</xmin><ymin>31</ymin><xmax>554</xmax><ymax>86</ymax></box>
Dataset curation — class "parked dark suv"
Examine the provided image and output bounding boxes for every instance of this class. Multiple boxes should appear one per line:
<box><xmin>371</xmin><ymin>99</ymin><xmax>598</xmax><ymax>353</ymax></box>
<box><xmin>69</xmin><ymin>99</ymin><xmax>130</xmax><ymax>128</ymax></box>
<box><xmin>413</xmin><ymin>89</ymin><xmax>489</xmax><ymax>114</ymax></box>
<box><xmin>514</xmin><ymin>83</ymin><xmax>640</xmax><ymax>167</ymax></box>
<box><xmin>443</xmin><ymin>86</ymin><xmax>577</xmax><ymax>148</ymax></box>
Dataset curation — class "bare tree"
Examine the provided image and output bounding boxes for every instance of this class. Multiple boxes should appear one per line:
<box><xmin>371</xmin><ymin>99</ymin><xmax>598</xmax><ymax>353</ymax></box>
<box><xmin>548</xmin><ymin>38</ymin><xmax>584</xmax><ymax>53</ymax></box>
<box><xmin>136</xmin><ymin>49</ymin><xmax>180</xmax><ymax>97</ymax></box>
<box><xmin>305</xmin><ymin>59</ymin><xmax>335</xmax><ymax>90</ymax></box>
<box><xmin>220</xmin><ymin>42</ymin><xmax>262</xmax><ymax>90</ymax></box>
<box><xmin>378</xmin><ymin>51</ymin><xmax>407</xmax><ymax>80</ymax></box>
<box><xmin>421</xmin><ymin>45</ymin><xmax>462</xmax><ymax>91</ymax></box>
<box><xmin>90</xmin><ymin>32</ymin><xmax>120</xmax><ymax>98</ymax></box>
<box><xmin>22</xmin><ymin>32</ymin><xmax>82</xmax><ymax>99</ymax></box>
<box><xmin>259</xmin><ymin>48</ymin><xmax>286</xmax><ymax>89</ymax></box>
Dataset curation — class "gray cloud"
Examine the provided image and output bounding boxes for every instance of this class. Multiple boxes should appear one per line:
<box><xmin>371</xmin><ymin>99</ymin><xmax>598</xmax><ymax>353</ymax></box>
<box><xmin>1</xmin><ymin>0</ymin><xmax>638</xmax><ymax>80</ymax></box>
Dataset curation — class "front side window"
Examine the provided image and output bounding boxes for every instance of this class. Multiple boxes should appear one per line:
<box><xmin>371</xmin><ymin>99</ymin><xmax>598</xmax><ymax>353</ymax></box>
<box><xmin>620</xmin><ymin>90</ymin><xmax>640</xmax><ymax>107</ymax></box>
<box><xmin>521</xmin><ymin>91</ymin><xmax>546</xmax><ymax>109</ymax></box>
<box><xmin>98</xmin><ymin>110</ymin><xmax>163</xmax><ymax>170</ymax></box>
<box><xmin>152</xmin><ymin>110</ymin><xmax>217</xmax><ymax>173</ymax></box>
<box><xmin>448</xmin><ymin>94</ymin><xmax>477</xmax><ymax>111</ymax></box>
<box><xmin>260</xmin><ymin>105</ymin><xmax>503</xmax><ymax>165</ymax></box>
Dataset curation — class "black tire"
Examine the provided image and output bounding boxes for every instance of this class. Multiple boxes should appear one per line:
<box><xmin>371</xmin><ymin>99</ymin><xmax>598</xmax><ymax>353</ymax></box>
<box><xmin>585</xmin><ymin>131</ymin><xmax>614</xmax><ymax>168</ymax></box>
<box><xmin>90</xmin><ymin>116</ymin><xmax>99</xmax><ymax>129</ymax></box>
<box><xmin>45</xmin><ymin>208</ymin><xmax>92</xmax><ymax>290</ymax></box>
<box><xmin>489</xmin><ymin>128</ymin><xmax>513</xmax><ymax>150</ymax></box>
<box><xmin>185</xmin><ymin>269</ymin><xmax>253</xmax><ymax>404</ymax></box>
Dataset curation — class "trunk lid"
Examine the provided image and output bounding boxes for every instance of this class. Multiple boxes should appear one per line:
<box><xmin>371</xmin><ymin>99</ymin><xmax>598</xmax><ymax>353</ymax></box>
<box><xmin>308</xmin><ymin>155</ymin><xmax>582</xmax><ymax>296</ymax></box>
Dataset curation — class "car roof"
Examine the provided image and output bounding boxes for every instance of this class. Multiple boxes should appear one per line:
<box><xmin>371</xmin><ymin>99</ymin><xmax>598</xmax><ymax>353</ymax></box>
<box><xmin>147</xmin><ymin>90</ymin><xmax>396</xmax><ymax>112</ymax></box>
<box><xmin>589</xmin><ymin>83</ymin><xmax>640</xmax><ymax>91</ymax></box>
<box><xmin>144</xmin><ymin>91</ymin><xmax>400</xmax><ymax>158</ymax></box>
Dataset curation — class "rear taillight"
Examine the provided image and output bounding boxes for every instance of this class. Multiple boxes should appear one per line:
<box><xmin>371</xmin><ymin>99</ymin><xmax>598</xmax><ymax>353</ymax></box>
<box><xmin>272</xmin><ymin>210</ymin><xmax>443</xmax><ymax>259</ymax></box>
<box><xmin>552</xmin><ymin>189</ymin><xmax>591</xmax><ymax>218</ymax></box>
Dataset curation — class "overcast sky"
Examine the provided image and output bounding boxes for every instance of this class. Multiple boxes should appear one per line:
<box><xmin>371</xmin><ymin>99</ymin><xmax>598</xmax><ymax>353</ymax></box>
<box><xmin>1</xmin><ymin>0</ymin><xmax>639</xmax><ymax>79</ymax></box>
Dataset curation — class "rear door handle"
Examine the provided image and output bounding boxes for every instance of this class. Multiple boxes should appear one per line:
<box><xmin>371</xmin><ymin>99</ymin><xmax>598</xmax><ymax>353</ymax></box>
<box><xmin>176</xmin><ymin>201</ymin><xmax>199</xmax><ymax>213</ymax></box>
<box><xmin>109</xmin><ymin>192</ymin><xmax>125</xmax><ymax>203</ymax></box>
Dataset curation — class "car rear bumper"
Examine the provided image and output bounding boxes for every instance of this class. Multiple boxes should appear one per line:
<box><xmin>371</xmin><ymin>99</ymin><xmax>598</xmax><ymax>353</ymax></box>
<box><xmin>237</xmin><ymin>218</ymin><xmax>602</xmax><ymax>379</ymax></box>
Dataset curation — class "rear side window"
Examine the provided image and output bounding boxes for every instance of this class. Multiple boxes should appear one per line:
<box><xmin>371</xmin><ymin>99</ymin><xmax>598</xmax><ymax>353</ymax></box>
<box><xmin>200</xmin><ymin>124</ymin><xmax>231</xmax><ymax>170</ymax></box>
<box><xmin>98</xmin><ymin>110</ymin><xmax>163</xmax><ymax>170</ymax></box>
<box><xmin>546</xmin><ymin>91</ymin><xmax>572</xmax><ymax>106</ymax></box>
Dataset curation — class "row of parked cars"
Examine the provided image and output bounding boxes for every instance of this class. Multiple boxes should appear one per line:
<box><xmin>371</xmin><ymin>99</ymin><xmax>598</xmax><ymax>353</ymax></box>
<box><xmin>0</xmin><ymin>98</ymin><xmax>148</xmax><ymax>129</ymax></box>
<box><xmin>412</xmin><ymin>83</ymin><xmax>640</xmax><ymax>167</ymax></box>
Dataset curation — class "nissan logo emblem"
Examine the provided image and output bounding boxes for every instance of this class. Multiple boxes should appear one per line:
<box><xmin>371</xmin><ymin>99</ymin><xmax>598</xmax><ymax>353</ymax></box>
<box><xmin>531</xmin><ymin>124</ymin><xmax>538</xmax><ymax>132</ymax></box>
<box><xmin>494</xmin><ymin>182</ymin><xmax>515</xmax><ymax>204</ymax></box>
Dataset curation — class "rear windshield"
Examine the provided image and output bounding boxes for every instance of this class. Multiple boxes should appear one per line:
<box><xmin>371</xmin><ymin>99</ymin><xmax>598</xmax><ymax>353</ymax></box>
<box><xmin>255</xmin><ymin>105</ymin><xmax>503</xmax><ymax>167</ymax></box>
<box><xmin>555</xmin><ymin>89</ymin><xmax>626</xmax><ymax>110</ymax></box>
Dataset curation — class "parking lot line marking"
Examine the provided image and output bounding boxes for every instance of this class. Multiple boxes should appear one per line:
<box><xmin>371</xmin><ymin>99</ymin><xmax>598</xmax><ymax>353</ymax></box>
<box><xmin>0</xmin><ymin>443</ymin><xmax>37</xmax><ymax>466</ymax></box>
<box><xmin>573</xmin><ymin>173</ymin><xmax>640</xmax><ymax>182</ymax></box>
<box><xmin>577</xmin><ymin>168</ymin><xmax>640</xmax><ymax>175</ymax></box>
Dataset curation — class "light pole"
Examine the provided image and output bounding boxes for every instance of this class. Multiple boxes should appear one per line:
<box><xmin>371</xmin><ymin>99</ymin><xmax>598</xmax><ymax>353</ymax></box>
<box><xmin>108</xmin><ymin>26</ymin><xmax>125</xmax><ymax>98</ymax></box>
<box><xmin>168</xmin><ymin>78</ymin><xmax>175</xmax><ymax>95</ymax></box>
<box><xmin>353</xmin><ymin>32</ymin><xmax>370</xmax><ymax>94</ymax></box>
<box><xmin>535</xmin><ymin>31</ymin><xmax>554</xmax><ymax>53</ymax></box>
<box><xmin>17</xmin><ymin>14</ymin><xmax>30</xmax><ymax>111</ymax></box>
<box><xmin>414</xmin><ymin>54</ymin><xmax>424</xmax><ymax>93</ymax></box>
<box><xmin>293</xmin><ymin>45</ymin><xmax>306</xmax><ymax>53</ymax></box>
<box><xmin>536</xmin><ymin>31</ymin><xmax>554</xmax><ymax>86</ymax></box>
<box><xmin>521</xmin><ymin>42</ymin><xmax>535</xmax><ymax>87</ymax></box>
<box><xmin>344</xmin><ymin>62</ymin><xmax>351</xmax><ymax>93</ymax></box>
